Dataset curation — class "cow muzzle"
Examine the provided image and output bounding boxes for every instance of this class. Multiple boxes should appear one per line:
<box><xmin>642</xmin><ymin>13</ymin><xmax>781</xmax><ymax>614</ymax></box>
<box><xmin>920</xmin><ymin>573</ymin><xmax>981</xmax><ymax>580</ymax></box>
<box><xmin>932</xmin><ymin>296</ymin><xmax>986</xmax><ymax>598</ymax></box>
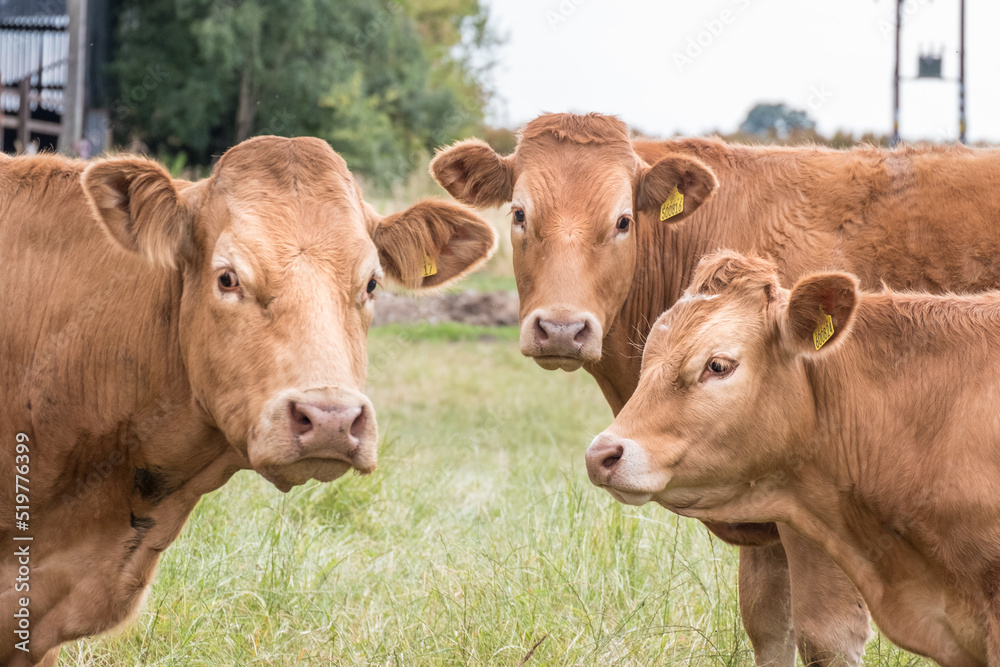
<box><xmin>519</xmin><ymin>307</ymin><xmax>602</xmax><ymax>371</ymax></box>
<box><xmin>250</xmin><ymin>387</ymin><xmax>378</xmax><ymax>492</ymax></box>
<box><xmin>585</xmin><ymin>431</ymin><xmax>667</xmax><ymax>505</ymax></box>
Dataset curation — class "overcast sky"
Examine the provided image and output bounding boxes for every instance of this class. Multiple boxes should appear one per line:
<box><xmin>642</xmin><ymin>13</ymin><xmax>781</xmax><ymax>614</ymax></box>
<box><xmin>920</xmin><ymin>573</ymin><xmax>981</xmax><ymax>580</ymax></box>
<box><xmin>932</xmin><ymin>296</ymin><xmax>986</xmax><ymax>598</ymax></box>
<box><xmin>483</xmin><ymin>0</ymin><xmax>1000</xmax><ymax>143</ymax></box>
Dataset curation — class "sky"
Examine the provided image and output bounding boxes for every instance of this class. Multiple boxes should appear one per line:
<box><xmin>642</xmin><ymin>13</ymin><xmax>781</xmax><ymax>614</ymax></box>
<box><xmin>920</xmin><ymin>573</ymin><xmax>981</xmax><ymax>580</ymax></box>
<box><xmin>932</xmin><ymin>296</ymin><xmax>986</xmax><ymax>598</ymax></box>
<box><xmin>483</xmin><ymin>0</ymin><xmax>1000</xmax><ymax>143</ymax></box>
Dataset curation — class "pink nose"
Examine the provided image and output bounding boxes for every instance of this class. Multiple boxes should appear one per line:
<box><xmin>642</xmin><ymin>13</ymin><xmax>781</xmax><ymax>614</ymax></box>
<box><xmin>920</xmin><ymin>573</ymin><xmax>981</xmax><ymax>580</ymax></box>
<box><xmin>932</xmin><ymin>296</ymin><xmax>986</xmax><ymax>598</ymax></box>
<box><xmin>520</xmin><ymin>308</ymin><xmax>603</xmax><ymax>365</ymax></box>
<box><xmin>585</xmin><ymin>433</ymin><xmax>625</xmax><ymax>487</ymax></box>
<box><xmin>537</xmin><ymin>317</ymin><xmax>588</xmax><ymax>347</ymax></box>
<box><xmin>289</xmin><ymin>400</ymin><xmax>370</xmax><ymax>461</ymax></box>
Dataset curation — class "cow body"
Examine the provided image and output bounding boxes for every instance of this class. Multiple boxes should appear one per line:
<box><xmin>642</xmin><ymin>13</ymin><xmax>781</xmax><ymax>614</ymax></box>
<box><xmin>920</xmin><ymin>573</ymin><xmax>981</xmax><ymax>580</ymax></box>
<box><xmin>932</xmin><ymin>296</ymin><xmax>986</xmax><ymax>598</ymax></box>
<box><xmin>1</xmin><ymin>156</ymin><xmax>244</xmax><ymax>662</ymax></box>
<box><xmin>432</xmin><ymin>113</ymin><xmax>1000</xmax><ymax>664</ymax></box>
<box><xmin>590</xmin><ymin>251</ymin><xmax>1000</xmax><ymax>666</ymax></box>
<box><xmin>1</xmin><ymin>140</ymin><xmax>495</xmax><ymax>664</ymax></box>
<box><xmin>596</xmin><ymin>137</ymin><xmax>1000</xmax><ymax>412</ymax></box>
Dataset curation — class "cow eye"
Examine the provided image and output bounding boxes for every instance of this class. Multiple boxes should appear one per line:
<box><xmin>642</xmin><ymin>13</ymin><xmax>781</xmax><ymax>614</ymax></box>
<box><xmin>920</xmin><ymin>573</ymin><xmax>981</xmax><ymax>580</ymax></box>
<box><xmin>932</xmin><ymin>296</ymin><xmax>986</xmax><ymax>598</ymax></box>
<box><xmin>512</xmin><ymin>208</ymin><xmax>526</xmax><ymax>224</ymax></box>
<box><xmin>709</xmin><ymin>359</ymin><xmax>730</xmax><ymax>373</ymax></box>
<box><xmin>218</xmin><ymin>270</ymin><xmax>239</xmax><ymax>291</ymax></box>
<box><xmin>616</xmin><ymin>215</ymin><xmax>631</xmax><ymax>232</ymax></box>
<box><xmin>701</xmin><ymin>357</ymin><xmax>737</xmax><ymax>382</ymax></box>
<box><xmin>367</xmin><ymin>278</ymin><xmax>378</xmax><ymax>294</ymax></box>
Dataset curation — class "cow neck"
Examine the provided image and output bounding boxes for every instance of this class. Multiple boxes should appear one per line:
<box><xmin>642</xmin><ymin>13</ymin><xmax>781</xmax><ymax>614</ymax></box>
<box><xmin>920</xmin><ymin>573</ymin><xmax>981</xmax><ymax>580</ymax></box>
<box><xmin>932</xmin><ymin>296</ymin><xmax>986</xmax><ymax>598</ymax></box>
<box><xmin>586</xmin><ymin>216</ymin><xmax>712</xmax><ymax>413</ymax></box>
<box><xmin>107</xmin><ymin>267</ymin><xmax>187</xmax><ymax>413</ymax></box>
<box><xmin>803</xmin><ymin>292</ymin><xmax>1000</xmax><ymax>492</ymax></box>
<box><xmin>587</xmin><ymin>141</ymin><xmax>764</xmax><ymax>414</ymax></box>
<box><xmin>788</xmin><ymin>294</ymin><xmax>1000</xmax><ymax>658</ymax></box>
<box><xmin>64</xmin><ymin>261</ymin><xmax>202</xmax><ymax>468</ymax></box>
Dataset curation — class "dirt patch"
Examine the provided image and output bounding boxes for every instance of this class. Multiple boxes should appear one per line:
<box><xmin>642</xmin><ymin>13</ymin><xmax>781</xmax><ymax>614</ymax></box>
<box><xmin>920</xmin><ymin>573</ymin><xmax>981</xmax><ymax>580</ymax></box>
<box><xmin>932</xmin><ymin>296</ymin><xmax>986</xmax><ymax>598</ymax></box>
<box><xmin>372</xmin><ymin>290</ymin><xmax>520</xmax><ymax>327</ymax></box>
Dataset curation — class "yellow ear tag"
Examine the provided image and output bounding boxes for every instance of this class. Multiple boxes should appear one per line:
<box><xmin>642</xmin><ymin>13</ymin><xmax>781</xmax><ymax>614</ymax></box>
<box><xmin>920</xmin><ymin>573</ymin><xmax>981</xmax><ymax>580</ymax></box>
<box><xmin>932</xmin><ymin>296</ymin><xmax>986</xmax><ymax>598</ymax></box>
<box><xmin>659</xmin><ymin>187</ymin><xmax>684</xmax><ymax>221</ymax></box>
<box><xmin>422</xmin><ymin>254</ymin><xmax>437</xmax><ymax>278</ymax></box>
<box><xmin>813</xmin><ymin>313</ymin><xmax>835</xmax><ymax>350</ymax></box>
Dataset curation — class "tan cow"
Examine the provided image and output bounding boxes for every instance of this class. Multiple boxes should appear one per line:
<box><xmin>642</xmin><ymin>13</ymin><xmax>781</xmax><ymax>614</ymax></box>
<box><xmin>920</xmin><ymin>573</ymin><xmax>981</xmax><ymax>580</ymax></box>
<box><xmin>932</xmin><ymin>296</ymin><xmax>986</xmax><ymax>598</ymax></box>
<box><xmin>431</xmin><ymin>112</ymin><xmax>1000</xmax><ymax>665</ymax></box>
<box><xmin>0</xmin><ymin>137</ymin><xmax>495</xmax><ymax>666</ymax></box>
<box><xmin>588</xmin><ymin>250</ymin><xmax>1000</xmax><ymax>666</ymax></box>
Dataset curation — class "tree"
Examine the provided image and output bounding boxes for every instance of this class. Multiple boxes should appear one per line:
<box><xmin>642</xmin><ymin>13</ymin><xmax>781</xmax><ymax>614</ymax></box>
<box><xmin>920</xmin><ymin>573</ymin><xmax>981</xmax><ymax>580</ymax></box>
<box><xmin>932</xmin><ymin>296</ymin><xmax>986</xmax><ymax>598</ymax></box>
<box><xmin>738</xmin><ymin>103</ymin><xmax>816</xmax><ymax>139</ymax></box>
<box><xmin>110</xmin><ymin>0</ymin><xmax>497</xmax><ymax>187</ymax></box>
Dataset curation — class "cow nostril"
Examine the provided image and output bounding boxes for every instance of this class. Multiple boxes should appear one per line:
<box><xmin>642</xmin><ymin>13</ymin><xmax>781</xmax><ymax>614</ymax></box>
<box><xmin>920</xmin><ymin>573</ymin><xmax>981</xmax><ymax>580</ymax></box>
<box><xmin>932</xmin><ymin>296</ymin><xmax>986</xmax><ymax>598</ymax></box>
<box><xmin>574</xmin><ymin>321</ymin><xmax>589</xmax><ymax>344</ymax></box>
<box><xmin>289</xmin><ymin>402</ymin><xmax>313</xmax><ymax>436</ymax></box>
<box><xmin>350</xmin><ymin>406</ymin><xmax>368</xmax><ymax>442</ymax></box>
<box><xmin>602</xmin><ymin>444</ymin><xmax>624</xmax><ymax>469</ymax></box>
<box><xmin>534</xmin><ymin>317</ymin><xmax>549</xmax><ymax>342</ymax></box>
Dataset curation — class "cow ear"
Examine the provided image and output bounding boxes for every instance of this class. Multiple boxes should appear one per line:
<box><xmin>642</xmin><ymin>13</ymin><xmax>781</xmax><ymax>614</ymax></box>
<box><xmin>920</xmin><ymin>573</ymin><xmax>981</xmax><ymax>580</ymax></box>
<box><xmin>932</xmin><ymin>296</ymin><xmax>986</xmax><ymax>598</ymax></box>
<box><xmin>82</xmin><ymin>157</ymin><xmax>189</xmax><ymax>269</ymax></box>
<box><xmin>430</xmin><ymin>139</ymin><xmax>514</xmax><ymax>209</ymax></box>
<box><xmin>369</xmin><ymin>199</ymin><xmax>497</xmax><ymax>290</ymax></box>
<box><xmin>635</xmin><ymin>154</ymin><xmax>718</xmax><ymax>223</ymax></box>
<box><xmin>782</xmin><ymin>273</ymin><xmax>859</xmax><ymax>355</ymax></box>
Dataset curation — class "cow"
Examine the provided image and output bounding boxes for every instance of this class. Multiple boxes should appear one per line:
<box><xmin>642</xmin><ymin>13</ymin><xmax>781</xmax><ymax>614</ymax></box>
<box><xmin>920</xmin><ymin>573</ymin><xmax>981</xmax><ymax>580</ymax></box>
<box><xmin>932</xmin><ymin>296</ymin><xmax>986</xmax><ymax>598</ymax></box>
<box><xmin>587</xmin><ymin>250</ymin><xmax>1000</xmax><ymax>666</ymax></box>
<box><xmin>430</xmin><ymin>112</ymin><xmax>1000</xmax><ymax>665</ymax></box>
<box><xmin>0</xmin><ymin>136</ymin><xmax>496</xmax><ymax>666</ymax></box>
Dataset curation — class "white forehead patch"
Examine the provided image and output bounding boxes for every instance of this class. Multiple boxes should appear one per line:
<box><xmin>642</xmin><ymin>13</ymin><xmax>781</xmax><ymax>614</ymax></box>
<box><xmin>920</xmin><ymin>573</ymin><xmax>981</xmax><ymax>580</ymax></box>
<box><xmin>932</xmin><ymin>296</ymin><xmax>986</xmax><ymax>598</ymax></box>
<box><xmin>659</xmin><ymin>294</ymin><xmax>722</xmax><ymax>331</ymax></box>
<box><xmin>212</xmin><ymin>232</ymin><xmax>256</xmax><ymax>284</ymax></box>
<box><xmin>510</xmin><ymin>189</ymin><xmax>532</xmax><ymax>212</ymax></box>
<box><xmin>677</xmin><ymin>293</ymin><xmax>721</xmax><ymax>304</ymax></box>
<box><xmin>612</xmin><ymin>177</ymin><xmax>632</xmax><ymax>215</ymax></box>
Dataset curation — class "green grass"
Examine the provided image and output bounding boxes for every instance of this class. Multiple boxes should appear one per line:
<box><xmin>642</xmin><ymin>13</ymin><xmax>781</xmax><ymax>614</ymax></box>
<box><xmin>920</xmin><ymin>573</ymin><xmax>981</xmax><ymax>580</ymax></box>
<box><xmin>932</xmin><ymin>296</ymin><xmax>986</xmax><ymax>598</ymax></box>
<box><xmin>370</xmin><ymin>323</ymin><xmax>520</xmax><ymax>344</ymax></box>
<box><xmin>446</xmin><ymin>272</ymin><xmax>517</xmax><ymax>294</ymax></box>
<box><xmin>63</xmin><ymin>327</ymin><xmax>929</xmax><ymax>666</ymax></box>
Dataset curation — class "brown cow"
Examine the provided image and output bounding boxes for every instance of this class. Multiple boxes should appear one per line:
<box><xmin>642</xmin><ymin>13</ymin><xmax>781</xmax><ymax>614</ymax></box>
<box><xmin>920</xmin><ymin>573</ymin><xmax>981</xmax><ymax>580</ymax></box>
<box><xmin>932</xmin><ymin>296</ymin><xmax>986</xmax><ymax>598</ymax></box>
<box><xmin>0</xmin><ymin>137</ymin><xmax>495</xmax><ymax>666</ymax></box>
<box><xmin>431</xmin><ymin>112</ymin><xmax>1000</xmax><ymax>665</ymax></box>
<box><xmin>588</xmin><ymin>250</ymin><xmax>1000</xmax><ymax>666</ymax></box>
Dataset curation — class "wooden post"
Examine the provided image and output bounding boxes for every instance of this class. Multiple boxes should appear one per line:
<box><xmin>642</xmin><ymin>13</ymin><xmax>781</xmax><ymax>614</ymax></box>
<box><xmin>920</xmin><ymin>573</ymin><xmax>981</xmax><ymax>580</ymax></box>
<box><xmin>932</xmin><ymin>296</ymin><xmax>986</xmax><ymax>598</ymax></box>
<box><xmin>18</xmin><ymin>77</ymin><xmax>31</xmax><ymax>151</ymax></box>
<box><xmin>59</xmin><ymin>0</ymin><xmax>88</xmax><ymax>154</ymax></box>
<box><xmin>958</xmin><ymin>0</ymin><xmax>966</xmax><ymax>143</ymax></box>
<box><xmin>0</xmin><ymin>61</ymin><xmax>4</xmax><ymax>154</ymax></box>
<box><xmin>891</xmin><ymin>0</ymin><xmax>901</xmax><ymax>146</ymax></box>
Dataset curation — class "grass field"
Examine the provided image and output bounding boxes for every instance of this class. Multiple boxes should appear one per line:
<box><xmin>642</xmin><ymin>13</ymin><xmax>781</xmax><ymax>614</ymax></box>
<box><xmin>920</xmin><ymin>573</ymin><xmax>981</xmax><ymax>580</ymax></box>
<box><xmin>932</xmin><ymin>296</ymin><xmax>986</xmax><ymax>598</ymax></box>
<box><xmin>63</xmin><ymin>325</ymin><xmax>930</xmax><ymax>666</ymax></box>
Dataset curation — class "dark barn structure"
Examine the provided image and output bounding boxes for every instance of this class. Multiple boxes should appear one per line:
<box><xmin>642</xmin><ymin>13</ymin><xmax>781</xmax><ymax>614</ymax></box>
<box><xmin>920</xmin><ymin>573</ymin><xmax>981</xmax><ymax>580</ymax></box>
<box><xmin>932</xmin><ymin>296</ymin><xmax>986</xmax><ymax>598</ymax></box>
<box><xmin>1</xmin><ymin>0</ymin><xmax>113</xmax><ymax>155</ymax></box>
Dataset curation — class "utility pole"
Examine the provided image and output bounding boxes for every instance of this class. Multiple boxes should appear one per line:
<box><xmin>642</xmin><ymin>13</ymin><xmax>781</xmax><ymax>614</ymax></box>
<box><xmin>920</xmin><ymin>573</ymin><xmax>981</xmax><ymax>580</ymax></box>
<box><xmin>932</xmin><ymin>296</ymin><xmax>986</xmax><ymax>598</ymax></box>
<box><xmin>891</xmin><ymin>0</ymin><xmax>901</xmax><ymax>146</ymax></box>
<box><xmin>958</xmin><ymin>0</ymin><xmax>966</xmax><ymax>143</ymax></box>
<box><xmin>891</xmin><ymin>0</ymin><xmax>968</xmax><ymax>145</ymax></box>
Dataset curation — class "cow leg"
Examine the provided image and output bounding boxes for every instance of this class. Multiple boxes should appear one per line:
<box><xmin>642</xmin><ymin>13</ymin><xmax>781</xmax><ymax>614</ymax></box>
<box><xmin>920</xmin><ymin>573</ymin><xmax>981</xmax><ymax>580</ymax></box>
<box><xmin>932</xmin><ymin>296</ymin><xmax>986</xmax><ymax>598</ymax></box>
<box><xmin>779</xmin><ymin>525</ymin><xmax>871</xmax><ymax>666</ymax></box>
<box><xmin>738</xmin><ymin>543</ymin><xmax>797</xmax><ymax>666</ymax></box>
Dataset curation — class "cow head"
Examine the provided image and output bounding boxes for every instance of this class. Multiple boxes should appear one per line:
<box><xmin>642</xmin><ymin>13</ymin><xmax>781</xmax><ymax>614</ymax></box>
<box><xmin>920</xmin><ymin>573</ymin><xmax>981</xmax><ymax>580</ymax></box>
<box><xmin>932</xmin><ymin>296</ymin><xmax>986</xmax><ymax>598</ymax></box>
<box><xmin>431</xmin><ymin>113</ymin><xmax>718</xmax><ymax>371</ymax></box>
<box><xmin>83</xmin><ymin>136</ymin><xmax>496</xmax><ymax>491</ymax></box>
<box><xmin>585</xmin><ymin>251</ymin><xmax>859</xmax><ymax>512</ymax></box>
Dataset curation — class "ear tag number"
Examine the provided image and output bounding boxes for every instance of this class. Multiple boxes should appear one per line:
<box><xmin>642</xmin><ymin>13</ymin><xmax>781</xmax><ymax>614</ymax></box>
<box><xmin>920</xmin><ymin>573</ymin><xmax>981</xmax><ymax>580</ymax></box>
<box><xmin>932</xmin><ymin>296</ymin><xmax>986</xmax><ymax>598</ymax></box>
<box><xmin>659</xmin><ymin>187</ymin><xmax>684</xmax><ymax>221</ymax></box>
<box><xmin>813</xmin><ymin>313</ymin><xmax>835</xmax><ymax>350</ymax></box>
<box><xmin>422</xmin><ymin>254</ymin><xmax>438</xmax><ymax>278</ymax></box>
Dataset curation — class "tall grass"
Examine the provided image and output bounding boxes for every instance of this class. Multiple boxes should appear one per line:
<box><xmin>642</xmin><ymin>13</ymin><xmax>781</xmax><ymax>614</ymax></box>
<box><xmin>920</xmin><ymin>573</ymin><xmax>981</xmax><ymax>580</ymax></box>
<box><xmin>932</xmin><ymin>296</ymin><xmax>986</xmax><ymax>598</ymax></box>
<box><xmin>63</xmin><ymin>327</ymin><xmax>928</xmax><ymax>666</ymax></box>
